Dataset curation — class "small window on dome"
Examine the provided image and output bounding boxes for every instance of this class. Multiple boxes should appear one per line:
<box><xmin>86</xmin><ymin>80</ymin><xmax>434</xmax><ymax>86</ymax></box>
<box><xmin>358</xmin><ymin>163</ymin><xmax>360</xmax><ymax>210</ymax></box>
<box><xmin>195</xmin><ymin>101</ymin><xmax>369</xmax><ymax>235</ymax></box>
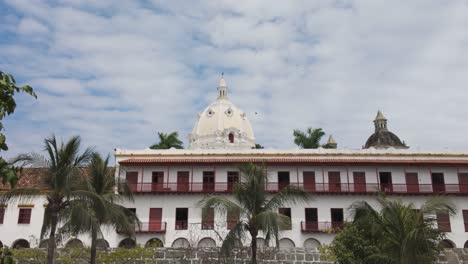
<box><xmin>225</xmin><ymin>108</ymin><xmax>233</xmax><ymax>117</ymax></box>
<box><xmin>228</xmin><ymin>133</ymin><xmax>234</xmax><ymax>143</ymax></box>
<box><xmin>206</xmin><ymin>109</ymin><xmax>215</xmax><ymax>117</ymax></box>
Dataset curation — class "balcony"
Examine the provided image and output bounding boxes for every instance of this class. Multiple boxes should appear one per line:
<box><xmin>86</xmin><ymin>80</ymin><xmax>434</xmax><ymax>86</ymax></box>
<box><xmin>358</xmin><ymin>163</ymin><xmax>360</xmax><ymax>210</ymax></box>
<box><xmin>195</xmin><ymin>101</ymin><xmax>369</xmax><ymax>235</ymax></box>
<box><xmin>300</xmin><ymin>221</ymin><xmax>344</xmax><ymax>233</ymax></box>
<box><xmin>117</xmin><ymin>222</ymin><xmax>167</xmax><ymax>234</ymax></box>
<box><xmin>175</xmin><ymin>220</ymin><xmax>188</xmax><ymax>230</ymax></box>
<box><xmin>120</xmin><ymin>181</ymin><xmax>468</xmax><ymax>195</ymax></box>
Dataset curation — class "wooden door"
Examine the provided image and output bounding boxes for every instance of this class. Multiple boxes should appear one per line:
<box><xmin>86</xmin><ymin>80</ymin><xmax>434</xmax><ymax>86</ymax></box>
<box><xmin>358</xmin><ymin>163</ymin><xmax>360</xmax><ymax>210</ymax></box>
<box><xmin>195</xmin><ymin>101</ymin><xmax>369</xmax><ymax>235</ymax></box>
<box><xmin>459</xmin><ymin>173</ymin><xmax>468</xmax><ymax>193</ymax></box>
<box><xmin>432</xmin><ymin>173</ymin><xmax>445</xmax><ymax>193</ymax></box>
<box><xmin>227</xmin><ymin>172</ymin><xmax>239</xmax><ymax>192</ymax></box>
<box><xmin>405</xmin><ymin>173</ymin><xmax>419</xmax><ymax>193</ymax></box>
<box><xmin>177</xmin><ymin>172</ymin><xmax>190</xmax><ymax>192</ymax></box>
<box><xmin>126</xmin><ymin>172</ymin><xmax>138</xmax><ymax>192</ymax></box>
<box><xmin>303</xmin><ymin>172</ymin><xmax>316</xmax><ymax>192</ymax></box>
<box><xmin>152</xmin><ymin>172</ymin><xmax>164</xmax><ymax>192</ymax></box>
<box><xmin>353</xmin><ymin>172</ymin><xmax>366</xmax><ymax>193</ymax></box>
<box><xmin>331</xmin><ymin>208</ymin><xmax>344</xmax><ymax>229</ymax></box>
<box><xmin>328</xmin><ymin>172</ymin><xmax>341</xmax><ymax>192</ymax></box>
<box><xmin>149</xmin><ymin>208</ymin><xmax>162</xmax><ymax>231</ymax></box>
<box><xmin>305</xmin><ymin>208</ymin><xmax>318</xmax><ymax>231</ymax></box>
<box><xmin>203</xmin><ymin>171</ymin><xmax>215</xmax><ymax>192</ymax></box>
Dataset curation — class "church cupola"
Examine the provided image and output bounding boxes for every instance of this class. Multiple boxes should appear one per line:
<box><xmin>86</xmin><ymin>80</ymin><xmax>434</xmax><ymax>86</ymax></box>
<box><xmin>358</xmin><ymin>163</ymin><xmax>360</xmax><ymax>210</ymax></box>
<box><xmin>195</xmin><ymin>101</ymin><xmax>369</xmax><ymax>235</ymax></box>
<box><xmin>374</xmin><ymin>110</ymin><xmax>388</xmax><ymax>132</ymax></box>
<box><xmin>364</xmin><ymin>111</ymin><xmax>408</xmax><ymax>149</ymax></box>
<box><xmin>217</xmin><ymin>74</ymin><xmax>228</xmax><ymax>99</ymax></box>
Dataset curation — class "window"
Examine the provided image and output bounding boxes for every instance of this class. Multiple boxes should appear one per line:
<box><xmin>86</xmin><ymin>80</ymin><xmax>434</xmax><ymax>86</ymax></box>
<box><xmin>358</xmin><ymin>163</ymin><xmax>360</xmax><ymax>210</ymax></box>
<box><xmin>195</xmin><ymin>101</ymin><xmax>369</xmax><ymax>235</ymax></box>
<box><xmin>18</xmin><ymin>208</ymin><xmax>32</xmax><ymax>224</ymax></box>
<box><xmin>227</xmin><ymin>171</ymin><xmax>239</xmax><ymax>191</ymax></box>
<box><xmin>149</xmin><ymin>208</ymin><xmax>163</xmax><ymax>231</ymax></box>
<box><xmin>126</xmin><ymin>171</ymin><xmax>139</xmax><ymax>192</ymax></box>
<box><xmin>437</xmin><ymin>213</ymin><xmax>451</xmax><ymax>232</ymax></box>
<box><xmin>175</xmin><ymin>208</ymin><xmax>188</xmax><ymax>230</ymax></box>
<box><xmin>328</xmin><ymin>171</ymin><xmax>341</xmax><ymax>192</ymax></box>
<box><xmin>203</xmin><ymin>171</ymin><xmax>215</xmax><ymax>192</ymax></box>
<box><xmin>304</xmin><ymin>208</ymin><xmax>318</xmax><ymax>231</ymax></box>
<box><xmin>379</xmin><ymin>172</ymin><xmax>393</xmax><ymax>192</ymax></box>
<box><xmin>177</xmin><ymin>171</ymin><xmax>190</xmax><ymax>192</ymax></box>
<box><xmin>303</xmin><ymin>171</ymin><xmax>315</xmax><ymax>192</ymax></box>
<box><xmin>127</xmin><ymin>208</ymin><xmax>136</xmax><ymax>214</ymax></box>
<box><xmin>463</xmin><ymin>210</ymin><xmax>468</xmax><ymax>232</ymax></box>
<box><xmin>227</xmin><ymin>209</ymin><xmax>239</xmax><ymax>230</ymax></box>
<box><xmin>331</xmin><ymin>208</ymin><xmax>344</xmax><ymax>229</ymax></box>
<box><xmin>278</xmin><ymin>171</ymin><xmax>290</xmax><ymax>190</ymax></box>
<box><xmin>228</xmin><ymin>133</ymin><xmax>234</xmax><ymax>143</ymax></box>
<box><xmin>0</xmin><ymin>207</ymin><xmax>5</xmax><ymax>224</ymax></box>
<box><xmin>152</xmin><ymin>171</ymin><xmax>164</xmax><ymax>191</ymax></box>
<box><xmin>432</xmin><ymin>173</ymin><xmax>445</xmax><ymax>193</ymax></box>
<box><xmin>353</xmin><ymin>172</ymin><xmax>366</xmax><ymax>192</ymax></box>
<box><xmin>405</xmin><ymin>172</ymin><xmax>419</xmax><ymax>193</ymax></box>
<box><xmin>202</xmin><ymin>208</ymin><xmax>214</xmax><ymax>230</ymax></box>
<box><xmin>279</xmin><ymin>208</ymin><xmax>292</xmax><ymax>230</ymax></box>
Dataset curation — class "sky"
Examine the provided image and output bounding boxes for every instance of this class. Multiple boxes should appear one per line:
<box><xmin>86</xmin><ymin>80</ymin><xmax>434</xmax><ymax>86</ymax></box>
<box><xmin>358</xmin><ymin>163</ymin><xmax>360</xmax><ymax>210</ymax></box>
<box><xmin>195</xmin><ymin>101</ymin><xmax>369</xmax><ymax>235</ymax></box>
<box><xmin>1</xmin><ymin>0</ymin><xmax>468</xmax><ymax>158</ymax></box>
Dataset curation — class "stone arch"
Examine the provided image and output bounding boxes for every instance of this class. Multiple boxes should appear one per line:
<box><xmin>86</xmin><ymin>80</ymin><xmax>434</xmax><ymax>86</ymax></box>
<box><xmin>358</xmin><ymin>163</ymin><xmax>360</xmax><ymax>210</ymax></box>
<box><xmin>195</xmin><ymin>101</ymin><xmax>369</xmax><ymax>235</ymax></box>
<box><xmin>439</xmin><ymin>239</ymin><xmax>455</xmax><ymax>249</ymax></box>
<box><xmin>303</xmin><ymin>238</ymin><xmax>321</xmax><ymax>249</ymax></box>
<box><xmin>39</xmin><ymin>239</ymin><xmax>49</xmax><ymax>248</ymax></box>
<box><xmin>464</xmin><ymin>240</ymin><xmax>468</xmax><ymax>248</ymax></box>
<box><xmin>145</xmin><ymin>238</ymin><xmax>164</xmax><ymax>248</ymax></box>
<box><xmin>279</xmin><ymin>238</ymin><xmax>295</xmax><ymax>249</ymax></box>
<box><xmin>197</xmin><ymin>237</ymin><xmax>216</xmax><ymax>248</ymax></box>
<box><xmin>171</xmin><ymin>238</ymin><xmax>190</xmax><ymax>248</ymax></box>
<box><xmin>0</xmin><ymin>240</ymin><xmax>3</xmax><ymax>248</ymax></box>
<box><xmin>12</xmin><ymin>239</ymin><xmax>30</xmax><ymax>249</ymax></box>
<box><xmin>66</xmin><ymin>238</ymin><xmax>84</xmax><ymax>248</ymax></box>
<box><xmin>256</xmin><ymin>238</ymin><xmax>267</xmax><ymax>248</ymax></box>
<box><xmin>118</xmin><ymin>238</ymin><xmax>136</xmax><ymax>249</ymax></box>
<box><xmin>96</xmin><ymin>239</ymin><xmax>110</xmax><ymax>250</ymax></box>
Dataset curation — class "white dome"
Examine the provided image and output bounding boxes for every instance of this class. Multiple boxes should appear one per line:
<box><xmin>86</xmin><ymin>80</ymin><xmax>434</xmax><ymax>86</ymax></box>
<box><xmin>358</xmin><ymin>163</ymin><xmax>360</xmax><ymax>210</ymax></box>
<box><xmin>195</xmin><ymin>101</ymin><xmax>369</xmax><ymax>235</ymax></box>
<box><xmin>188</xmin><ymin>77</ymin><xmax>255</xmax><ymax>149</ymax></box>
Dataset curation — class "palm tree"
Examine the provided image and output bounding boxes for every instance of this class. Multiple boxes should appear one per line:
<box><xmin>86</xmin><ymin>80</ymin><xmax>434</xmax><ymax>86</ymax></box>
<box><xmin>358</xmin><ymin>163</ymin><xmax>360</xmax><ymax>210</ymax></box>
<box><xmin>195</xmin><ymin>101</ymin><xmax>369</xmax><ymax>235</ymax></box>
<box><xmin>293</xmin><ymin>128</ymin><xmax>325</xmax><ymax>149</ymax></box>
<box><xmin>199</xmin><ymin>163</ymin><xmax>310</xmax><ymax>264</ymax></box>
<box><xmin>350</xmin><ymin>195</ymin><xmax>456</xmax><ymax>264</ymax></box>
<box><xmin>60</xmin><ymin>153</ymin><xmax>140</xmax><ymax>264</ymax></box>
<box><xmin>149</xmin><ymin>132</ymin><xmax>184</xmax><ymax>149</ymax></box>
<box><xmin>0</xmin><ymin>135</ymin><xmax>96</xmax><ymax>264</ymax></box>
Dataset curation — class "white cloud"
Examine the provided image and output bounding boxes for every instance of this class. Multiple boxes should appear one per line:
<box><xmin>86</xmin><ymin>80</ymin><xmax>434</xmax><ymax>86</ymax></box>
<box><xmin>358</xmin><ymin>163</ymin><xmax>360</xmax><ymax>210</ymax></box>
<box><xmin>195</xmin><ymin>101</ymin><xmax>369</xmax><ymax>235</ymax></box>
<box><xmin>2</xmin><ymin>0</ymin><xmax>468</xmax><ymax>158</ymax></box>
<box><xmin>17</xmin><ymin>17</ymin><xmax>48</xmax><ymax>35</ymax></box>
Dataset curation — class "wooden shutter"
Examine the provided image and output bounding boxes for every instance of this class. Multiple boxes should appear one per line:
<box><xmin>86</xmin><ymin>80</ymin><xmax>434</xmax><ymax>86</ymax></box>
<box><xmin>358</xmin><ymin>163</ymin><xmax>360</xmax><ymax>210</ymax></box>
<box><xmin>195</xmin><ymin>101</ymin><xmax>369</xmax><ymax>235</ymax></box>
<box><xmin>353</xmin><ymin>172</ymin><xmax>366</xmax><ymax>193</ymax></box>
<box><xmin>405</xmin><ymin>173</ymin><xmax>419</xmax><ymax>193</ymax></box>
<box><xmin>303</xmin><ymin>171</ymin><xmax>315</xmax><ymax>192</ymax></box>
<box><xmin>149</xmin><ymin>208</ymin><xmax>162</xmax><ymax>231</ymax></box>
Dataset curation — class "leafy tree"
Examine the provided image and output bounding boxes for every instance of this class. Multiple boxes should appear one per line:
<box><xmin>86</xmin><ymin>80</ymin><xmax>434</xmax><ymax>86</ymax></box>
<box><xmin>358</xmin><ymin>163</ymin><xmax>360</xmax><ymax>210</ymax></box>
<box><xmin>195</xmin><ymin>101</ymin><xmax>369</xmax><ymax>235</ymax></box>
<box><xmin>0</xmin><ymin>135</ymin><xmax>100</xmax><ymax>264</ymax></box>
<box><xmin>0</xmin><ymin>70</ymin><xmax>36</xmax><ymax>187</ymax></box>
<box><xmin>199</xmin><ymin>163</ymin><xmax>310</xmax><ymax>264</ymax></box>
<box><xmin>149</xmin><ymin>132</ymin><xmax>183</xmax><ymax>149</ymax></box>
<box><xmin>253</xmin><ymin>144</ymin><xmax>264</xmax><ymax>149</ymax></box>
<box><xmin>293</xmin><ymin>128</ymin><xmax>325</xmax><ymax>149</ymax></box>
<box><xmin>324</xmin><ymin>195</ymin><xmax>455</xmax><ymax>264</ymax></box>
<box><xmin>60</xmin><ymin>153</ymin><xmax>140</xmax><ymax>264</ymax></box>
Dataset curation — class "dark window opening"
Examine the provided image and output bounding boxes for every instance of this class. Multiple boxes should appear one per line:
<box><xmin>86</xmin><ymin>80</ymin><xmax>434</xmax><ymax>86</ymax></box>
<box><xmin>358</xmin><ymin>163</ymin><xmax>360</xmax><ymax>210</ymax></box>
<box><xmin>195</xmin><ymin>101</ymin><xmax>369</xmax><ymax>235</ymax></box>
<box><xmin>18</xmin><ymin>208</ymin><xmax>32</xmax><ymax>224</ymax></box>
<box><xmin>202</xmin><ymin>208</ymin><xmax>214</xmax><ymax>230</ymax></box>
<box><xmin>432</xmin><ymin>173</ymin><xmax>445</xmax><ymax>193</ymax></box>
<box><xmin>175</xmin><ymin>208</ymin><xmax>188</xmax><ymax>230</ymax></box>
<box><xmin>279</xmin><ymin>208</ymin><xmax>292</xmax><ymax>230</ymax></box>
<box><xmin>152</xmin><ymin>171</ymin><xmax>164</xmax><ymax>191</ymax></box>
<box><xmin>0</xmin><ymin>207</ymin><xmax>5</xmax><ymax>224</ymax></box>
<box><xmin>459</xmin><ymin>173</ymin><xmax>468</xmax><ymax>193</ymax></box>
<box><xmin>278</xmin><ymin>171</ymin><xmax>290</xmax><ymax>190</ymax></box>
<box><xmin>305</xmin><ymin>208</ymin><xmax>318</xmax><ymax>231</ymax></box>
<box><xmin>227</xmin><ymin>171</ymin><xmax>239</xmax><ymax>191</ymax></box>
<box><xmin>379</xmin><ymin>172</ymin><xmax>393</xmax><ymax>192</ymax></box>
<box><xmin>203</xmin><ymin>171</ymin><xmax>215</xmax><ymax>192</ymax></box>
<box><xmin>463</xmin><ymin>210</ymin><xmax>468</xmax><ymax>232</ymax></box>
<box><xmin>331</xmin><ymin>208</ymin><xmax>344</xmax><ymax>229</ymax></box>
<box><xmin>228</xmin><ymin>133</ymin><xmax>234</xmax><ymax>143</ymax></box>
<box><xmin>328</xmin><ymin>171</ymin><xmax>341</xmax><ymax>192</ymax></box>
<box><xmin>437</xmin><ymin>212</ymin><xmax>451</xmax><ymax>232</ymax></box>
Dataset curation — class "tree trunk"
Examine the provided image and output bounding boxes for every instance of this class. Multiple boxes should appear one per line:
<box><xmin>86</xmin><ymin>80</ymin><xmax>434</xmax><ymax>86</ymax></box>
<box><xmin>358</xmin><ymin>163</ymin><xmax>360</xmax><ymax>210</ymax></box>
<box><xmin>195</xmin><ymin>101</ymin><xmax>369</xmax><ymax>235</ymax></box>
<box><xmin>90</xmin><ymin>226</ymin><xmax>97</xmax><ymax>264</ymax></box>
<box><xmin>47</xmin><ymin>211</ymin><xmax>58</xmax><ymax>264</ymax></box>
<box><xmin>250</xmin><ymin>229</ymin><xmax>258</xmax><ymax>264</ymax></box>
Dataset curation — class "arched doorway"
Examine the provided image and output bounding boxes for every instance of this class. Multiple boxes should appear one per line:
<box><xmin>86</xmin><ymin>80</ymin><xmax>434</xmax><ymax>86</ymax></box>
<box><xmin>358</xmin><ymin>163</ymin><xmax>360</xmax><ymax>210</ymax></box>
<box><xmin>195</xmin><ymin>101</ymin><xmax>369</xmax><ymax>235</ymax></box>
<box><xmin>279</xmin><ymin>238</ymin><xmax>295</xmax><ymax>249</ymax></box>
<box><xmin>303</xmin><ymin>238</ymin><xmax>320</xmax><ymax>249</ymax></box>
<box><xmin>65</xmin><ymin>239</ymin><xmax>84</xmax><ymax>248</ymax></box>
<box><xmin>145</xmin><ymin>238</ymin><xmax>164</xmax><ymax>248</ymax></box>
<box><xmin>439</xmin><ymin>239</ymin><xmax>455</xmax><ymax>249</ymax></box>
<box><xmin>197</xmin><ymin>237</ymin><xmax>216</xmax><ymax>248</ymax></box>
<box><xmin>118</xmin><ymin>238</ymin><xmax>136</xmax><ymax>249</ymax></box>
<box><xmin>228</xmin><ymin>133</ymin><xmax>234</xmax><ymax>143</ymax></box>
<box><xmin>12</xmin><ymin>239</ymin><xmax>30</xmax><ymax>249</ymax></box>
<box><xmin>171</xmin><ymin>238</ymin><xmax>190</xmax><ymax>248</ymax></box>
<box><xmin>39</xmin><ymin>239</ymin><xmax>49</xmax><ymax>248</ymax></box>
<box><xmin>96</xmin><ymin>239</ymin><xmax>110</xmax><ymax>250</ymax></box>
<box><xmin>464</xmin><ymin>240</ymin><xmax>468</xmax><ymax>248</ymax></box>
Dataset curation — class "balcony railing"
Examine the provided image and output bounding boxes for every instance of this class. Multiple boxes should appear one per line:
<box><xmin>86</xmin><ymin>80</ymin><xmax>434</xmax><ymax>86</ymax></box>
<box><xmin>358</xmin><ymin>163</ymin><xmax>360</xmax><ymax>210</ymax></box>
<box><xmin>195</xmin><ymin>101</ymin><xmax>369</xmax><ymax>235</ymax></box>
<box><xmin>119</xmin><ymin>182</ymin><xmax>468</xmax><ymax>195</ymax></box>
<box><xmin>175</xmin><ymin>220</ymin><xmax>188</xmax><ymax>230</ymax></box>
<box><xmin>301</xmin><ymin>221</ymin><xmax>344</xmax><ymax>233</ymax></box>
<box><xmin>117</xmin><ymin>222</ymin><xmax>167</xmax><ymax>234</ymax></box>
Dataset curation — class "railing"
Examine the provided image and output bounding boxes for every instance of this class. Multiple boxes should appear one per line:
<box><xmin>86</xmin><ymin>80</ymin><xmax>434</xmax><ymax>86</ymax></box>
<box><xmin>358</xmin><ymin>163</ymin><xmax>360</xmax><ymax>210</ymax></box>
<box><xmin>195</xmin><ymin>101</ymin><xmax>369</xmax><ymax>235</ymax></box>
<box><xmin>119</xmin><ymin>181</ymin><xmax>468</xmax><ymax>195</ymax></box>
<box><xmin>301</xmin><ymin>221</ymin><xmax>344</xmax><ymax>233</ymax></box>
<box><xmin>175</xmin><ymin>220</ymin><xmax>188</xmax><ymax>230</ymax></box>
<box><xmin>117</xmin><ymin>222</ymin><xmax>167</xmax><ymax>234</ymax></box>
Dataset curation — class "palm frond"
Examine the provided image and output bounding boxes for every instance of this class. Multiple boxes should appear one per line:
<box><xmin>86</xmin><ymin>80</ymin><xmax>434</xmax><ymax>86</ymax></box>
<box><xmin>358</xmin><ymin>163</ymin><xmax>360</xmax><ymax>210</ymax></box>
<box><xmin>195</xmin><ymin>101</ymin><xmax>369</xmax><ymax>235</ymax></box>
<box><xmin>220</xmin><ymin>221</ymin><xmax>248</xmax><ymax>257</ymax></box>
<box><xmin>264</xmin><ymin>185</ymin><xmax>310</xmax><ymax>210</ymax></box>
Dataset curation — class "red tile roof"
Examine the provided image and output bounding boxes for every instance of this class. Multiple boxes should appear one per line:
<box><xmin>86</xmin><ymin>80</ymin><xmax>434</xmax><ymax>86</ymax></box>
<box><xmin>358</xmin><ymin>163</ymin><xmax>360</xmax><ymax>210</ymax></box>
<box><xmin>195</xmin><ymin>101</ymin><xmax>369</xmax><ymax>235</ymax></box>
<box><xmin>0</xmin><ymin>168</ymin><xmax>49</xmax><ymax>191</ymax></box>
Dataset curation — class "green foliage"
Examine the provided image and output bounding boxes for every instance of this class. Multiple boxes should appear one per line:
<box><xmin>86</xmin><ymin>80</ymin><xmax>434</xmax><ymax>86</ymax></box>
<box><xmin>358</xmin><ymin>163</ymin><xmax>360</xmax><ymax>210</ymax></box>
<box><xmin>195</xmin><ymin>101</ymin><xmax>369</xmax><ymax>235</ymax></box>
<box><xmin>253</xmin><ymin>144</ymin><xmax>264</xmax><ymax>149</ymax></box>
<box><xmin>97</xmin><ymin>246</ymin><xmax>154</xmax><ymax>264</ymax></box>
<box><xmin>0</xmin><ymin>70</ymin><xmax>36</xmax><ymax>187</ymax></box>
<box><xmin>150</xmin><ymin>132</ymin><xmax>184</xmax><ymax>149</ymax></box>
<box><xmin>1</xmin><ymin>247</ymin><xmax>16</xmax><ymax>264</ymax></box>
<box><xmin>199</xmin><ymin>163</ymin><xmax>310</xmax><ymax>263</ymax></box>
<box><xmin>11</xmin><ymin>248</ymin><xmax>46</xmax><ymax>264</ymax></box>
<box><xmin>325</xmin><ymin>195</ymin><xmax>455</xmax><ymax>264</ymax></box>
<box><xmin>293</xmin><ymin>128</ymin><xmax>325</xmax><ymax>149</ymax></box>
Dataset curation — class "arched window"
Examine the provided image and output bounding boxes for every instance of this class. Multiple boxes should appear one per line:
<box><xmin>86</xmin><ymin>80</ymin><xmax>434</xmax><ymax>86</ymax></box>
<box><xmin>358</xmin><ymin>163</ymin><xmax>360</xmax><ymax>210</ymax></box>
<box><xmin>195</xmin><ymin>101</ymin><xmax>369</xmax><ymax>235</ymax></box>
<box><xmin>464</xmin><ymin>240</ymin><xmax>468</xmax><ymax>248</ymax></box>
<box><xmin>228</xmin><ymin>133</ymin><xmax>234</xmax><ymax>143</ymax></box>
<box><xmin>65</xmin><ymin>239</ymin><xmax>84</xmax><ymax>248</ymax></box>
<box><xmin>12</xmin><ymin>239</ymin><xmax>30</xmax><ymax>249</ymax></box>
<box><xmin>118</xmin><ymin>238</ymin><xmax>136</xmax><ymax>249</ymax></box>
<box><xmin>145</xmin><ymin>238</ymin><xmax>164</xmax><ymax>248</ymax></box>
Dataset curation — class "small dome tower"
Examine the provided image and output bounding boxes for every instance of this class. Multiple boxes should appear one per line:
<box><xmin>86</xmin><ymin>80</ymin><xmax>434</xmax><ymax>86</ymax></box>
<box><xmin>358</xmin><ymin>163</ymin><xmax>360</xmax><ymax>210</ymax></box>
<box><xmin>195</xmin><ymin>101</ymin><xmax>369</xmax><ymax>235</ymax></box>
<box><xmin>364</xmin><ymin>111</ymin><xmax>408</xmax><ymax>149</ymax></box>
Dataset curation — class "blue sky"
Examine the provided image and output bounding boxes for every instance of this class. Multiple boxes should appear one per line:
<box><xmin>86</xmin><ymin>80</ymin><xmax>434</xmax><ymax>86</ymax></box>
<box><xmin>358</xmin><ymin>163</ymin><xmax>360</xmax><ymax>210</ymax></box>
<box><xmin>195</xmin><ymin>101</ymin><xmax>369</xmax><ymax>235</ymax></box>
<box><xmin>1</xmin><ymin>0</ymin><xmax>468</xmax><ymax>158</ymax></box>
